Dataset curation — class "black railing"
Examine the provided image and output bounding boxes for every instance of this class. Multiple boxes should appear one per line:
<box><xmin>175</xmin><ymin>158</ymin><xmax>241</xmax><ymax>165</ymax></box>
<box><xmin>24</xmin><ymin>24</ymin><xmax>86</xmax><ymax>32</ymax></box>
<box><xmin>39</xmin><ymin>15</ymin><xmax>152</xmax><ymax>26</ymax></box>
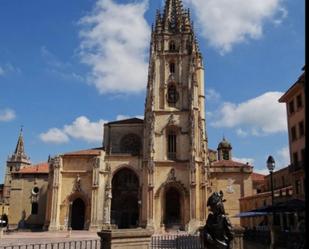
<box><xmin>0</xmin><ymin>240</ymin><xmax>100</xmax><ymax>249</ymax></box>
<box><xmin>244</xmin><ymin>229</ymin><xmax>306</xmax><ymax>249</ymax></box>
<box><xmin>151</xmin><ymin>234</ymin><xmax>202</xmax><ymax>249</ymax></box>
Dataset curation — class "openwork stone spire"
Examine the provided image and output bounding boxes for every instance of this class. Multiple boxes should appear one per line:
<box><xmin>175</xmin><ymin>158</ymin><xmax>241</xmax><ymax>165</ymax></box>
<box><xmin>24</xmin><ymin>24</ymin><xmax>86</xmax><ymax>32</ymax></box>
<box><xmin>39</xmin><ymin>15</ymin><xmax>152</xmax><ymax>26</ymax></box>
<box><xmin>155</xmin><ymin>0</ymin><xmax>191</xmax><ymax>33</ymax></box>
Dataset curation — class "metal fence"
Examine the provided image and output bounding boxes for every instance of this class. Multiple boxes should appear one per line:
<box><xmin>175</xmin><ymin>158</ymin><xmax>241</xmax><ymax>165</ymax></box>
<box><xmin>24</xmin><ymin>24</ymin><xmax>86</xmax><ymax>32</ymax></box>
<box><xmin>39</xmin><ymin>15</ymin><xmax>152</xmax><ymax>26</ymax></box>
<box><xmin>0</xmin><ymin>240</ymin><xmax>100</xmax><ymax>249</ymax></box>
<box><xmin>151</xmin><ymin>234</ymin><xmax>202</xmax><ymax>249</ymax></box>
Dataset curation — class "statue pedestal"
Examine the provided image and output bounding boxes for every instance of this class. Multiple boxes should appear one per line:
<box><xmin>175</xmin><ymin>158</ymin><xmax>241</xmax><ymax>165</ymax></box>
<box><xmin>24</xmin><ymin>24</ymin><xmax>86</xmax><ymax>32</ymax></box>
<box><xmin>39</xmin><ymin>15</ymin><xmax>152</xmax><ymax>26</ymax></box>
<box><xmin>97</xmin><ymin>228</ymin><xmax>154</xmax><ymax>249</ymax></box>
<box><xmin>232</xmin><ymin>225</ymin><xmax>245</xmax><ymax>249</ymax></box>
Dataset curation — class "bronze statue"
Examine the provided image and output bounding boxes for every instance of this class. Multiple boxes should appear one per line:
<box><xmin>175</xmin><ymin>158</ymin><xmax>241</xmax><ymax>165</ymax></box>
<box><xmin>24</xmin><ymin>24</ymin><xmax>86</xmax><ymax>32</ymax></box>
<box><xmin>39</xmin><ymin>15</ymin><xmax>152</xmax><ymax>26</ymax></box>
<box><xmin>202</xmin><ymin>191</ymin><xmax>234</xmax><ymax>249</ymax></box>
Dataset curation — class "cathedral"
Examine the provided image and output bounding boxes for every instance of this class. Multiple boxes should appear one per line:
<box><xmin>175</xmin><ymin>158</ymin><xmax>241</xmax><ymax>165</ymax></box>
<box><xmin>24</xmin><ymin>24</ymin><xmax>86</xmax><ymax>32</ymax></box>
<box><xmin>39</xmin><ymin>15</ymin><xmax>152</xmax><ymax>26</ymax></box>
<box><xmin>2</xmin><ymin>0</ymin><xmax>255</xmax><ymax>233</ymax></box>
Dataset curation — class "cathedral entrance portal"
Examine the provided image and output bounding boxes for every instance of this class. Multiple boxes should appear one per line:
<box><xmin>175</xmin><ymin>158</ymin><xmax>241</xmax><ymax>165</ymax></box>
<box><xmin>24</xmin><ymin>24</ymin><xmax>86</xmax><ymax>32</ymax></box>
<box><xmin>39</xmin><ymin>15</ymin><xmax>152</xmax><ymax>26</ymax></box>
<box><xmin>111</xmin><ymin>168</ymin><xmax>139</xmax><ymax>229</ymax></box>
<box><xmin>71</xmin><ymin>198</ymin><xmax>85</xmax><ymax>230</ymax></box>
<box><xmin>164</xmin><ymin>187</ymin><xmax>181</xmax><ymax>228</ymax></box>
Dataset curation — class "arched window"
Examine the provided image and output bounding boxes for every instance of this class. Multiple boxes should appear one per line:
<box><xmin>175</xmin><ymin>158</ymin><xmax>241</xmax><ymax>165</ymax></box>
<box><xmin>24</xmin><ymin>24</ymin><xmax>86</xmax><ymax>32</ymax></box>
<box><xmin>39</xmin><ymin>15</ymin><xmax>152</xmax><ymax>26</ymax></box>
<box><xmin>222</xmin><ymin>150</ymin><xmax>229</xmax><ymax>160</ymax></box>
<box><xmin>120</xmin><ymin>134</ymin><xmax>141</xmax><ymax>156</ymax></box>
<box><xmin>169</xmin><ymin>62</ymin><xmax>175</xmax><ymax>73</ymax></box>
<box><xmin>167</xmin><ymin>130</ymin><xmax>177</xmax><ymax>160</ymax></box>
<box><xmin>167</xmin><ymin>84</ymin><xmax>178</xmax><ymax>105</ymax></box>
<box><xmin>169</xmin><ymin>41</ymin><xmax>176</xmax><ymax>51</ymax></box>
<box><xmin>31</xmin><ymin>202</ymin><xmax>38</xmax><ymax>215</ymax></box>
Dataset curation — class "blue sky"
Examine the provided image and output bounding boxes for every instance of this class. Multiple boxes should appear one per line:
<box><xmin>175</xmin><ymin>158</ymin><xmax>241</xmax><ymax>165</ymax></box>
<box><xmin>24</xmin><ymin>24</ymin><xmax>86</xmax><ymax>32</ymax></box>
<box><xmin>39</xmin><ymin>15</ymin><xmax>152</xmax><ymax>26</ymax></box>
<box><xmin>0</xmin><ymin>0</ymin><xmax>305</xmax><ymax>181</ymax></box>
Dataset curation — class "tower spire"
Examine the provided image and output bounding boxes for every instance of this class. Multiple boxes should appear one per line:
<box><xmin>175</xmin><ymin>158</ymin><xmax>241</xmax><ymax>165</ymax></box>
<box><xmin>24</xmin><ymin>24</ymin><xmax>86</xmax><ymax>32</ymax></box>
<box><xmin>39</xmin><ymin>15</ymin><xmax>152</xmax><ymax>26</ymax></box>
<box><xmin>159</xmin><ymin>0</ymin><xmax>189</xmax><ymax>32</ymax></box>
<box><xmin>14</xmin><ymin>126</ymin><xmax>24</xmax><ymax>155</ymax></box>
<box><xmin>9</xmin><ymin>127</ymin><xmax>31</xmax><ymax>165</ymax></box>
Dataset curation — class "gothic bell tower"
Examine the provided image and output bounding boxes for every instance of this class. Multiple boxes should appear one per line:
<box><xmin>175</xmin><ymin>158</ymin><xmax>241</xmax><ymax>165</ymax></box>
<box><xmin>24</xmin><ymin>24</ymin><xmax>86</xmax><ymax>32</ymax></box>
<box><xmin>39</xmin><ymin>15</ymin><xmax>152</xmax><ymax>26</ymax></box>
<box><xmin>143</xmin><ymin>0</ymin><xmax>209</xmax><ymax>232</ymax></box>
<box><xmin>3</xmin><ymin>128</ymin><xmax>31</xmax><ymax>204</ymax></box>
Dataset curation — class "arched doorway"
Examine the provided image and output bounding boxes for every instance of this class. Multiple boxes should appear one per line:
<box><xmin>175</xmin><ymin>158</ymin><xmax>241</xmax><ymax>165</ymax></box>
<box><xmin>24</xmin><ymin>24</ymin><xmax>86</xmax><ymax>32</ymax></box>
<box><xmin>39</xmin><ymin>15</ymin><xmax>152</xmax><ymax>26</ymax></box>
<box><xmin>111</xmin><ymin>168</ymin><xmax>139</xmax><ymax>229</ymax></box>
<box><xmin>71</xmin><ymin>198</ymin><xmax>85</xmax><ymax>230</ymax></box>
<box><xmin>165</xmin><ymin>187</ymin><xmax>181</xmax><ymax>227</ymax></box>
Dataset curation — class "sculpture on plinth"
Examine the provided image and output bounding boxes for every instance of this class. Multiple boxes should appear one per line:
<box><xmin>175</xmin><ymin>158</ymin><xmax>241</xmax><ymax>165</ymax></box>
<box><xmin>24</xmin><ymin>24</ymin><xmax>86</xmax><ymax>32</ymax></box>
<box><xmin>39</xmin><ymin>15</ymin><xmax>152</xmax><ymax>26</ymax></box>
<box><xmin>202</xmin><ymin>191</ymin><xmax>234</xmax><ymax>249</ymax></box>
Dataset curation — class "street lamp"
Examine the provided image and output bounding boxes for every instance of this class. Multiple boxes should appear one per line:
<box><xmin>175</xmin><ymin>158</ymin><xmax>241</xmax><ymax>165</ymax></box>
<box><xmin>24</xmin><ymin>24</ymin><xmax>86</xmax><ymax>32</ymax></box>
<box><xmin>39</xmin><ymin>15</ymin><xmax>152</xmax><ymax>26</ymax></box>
<box><xmin>267</xmin><ymin>155</ymin><xmax>275</xmax><ymax>249</ymax></box>
<box><xmin>267</xmin><ymin>155</ymin><xmax>275</xmax><ymax>206</ymax></box>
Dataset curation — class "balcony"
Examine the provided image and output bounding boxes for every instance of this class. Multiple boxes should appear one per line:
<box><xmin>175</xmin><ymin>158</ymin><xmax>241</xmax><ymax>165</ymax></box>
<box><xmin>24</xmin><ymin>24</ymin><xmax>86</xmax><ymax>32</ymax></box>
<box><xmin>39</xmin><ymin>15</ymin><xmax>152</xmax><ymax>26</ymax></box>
<box><xmin>289</xmin><ymin>161</ymin><xmax>304</xmax><ymax>173</ymax></box>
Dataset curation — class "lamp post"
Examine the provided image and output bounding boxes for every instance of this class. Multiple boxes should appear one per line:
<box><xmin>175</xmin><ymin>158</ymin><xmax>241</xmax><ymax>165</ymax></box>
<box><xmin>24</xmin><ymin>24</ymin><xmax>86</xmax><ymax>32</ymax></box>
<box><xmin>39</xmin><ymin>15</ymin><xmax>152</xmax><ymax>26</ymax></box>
<box><xmin>267</xmin><ymin>155</ymin><xmax>275</xmax><ymax>249</ymax></box>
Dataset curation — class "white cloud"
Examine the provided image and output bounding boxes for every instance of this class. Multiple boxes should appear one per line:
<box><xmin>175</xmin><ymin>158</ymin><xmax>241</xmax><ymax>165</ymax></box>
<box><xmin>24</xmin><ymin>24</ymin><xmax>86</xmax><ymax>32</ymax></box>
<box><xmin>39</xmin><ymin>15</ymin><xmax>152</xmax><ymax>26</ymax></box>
<box><xmin>184</xmin><ymin>0</ymin><xmax>287</xmax><ymax>53</ymax></box>
<box><xmin>206</xmin><ymin>88</ymin><xmax>221</xmax><ymax>102</ymax></box>
<box><xmin>40</xmin><ymin>116</ymin><xmax>107</xmax><ymax>144</ymax></box>
<box><xmin>236</xmin><ymin>128</ymin><xmax>248</xmax><ymax>137</ymax></box>
<box><xmin>0</xmin><ymin>108</ymin><xmax>16</xmax><ymax>122</ymax></box>
<box><xmin>211</xmin><ymin>92</ymin><xmax>287</xmax><ymax>136</ymax></box>
<box><xmin>116</xmin><ymin>114</ymin><xmax>144</xmax><ymax>121</ymax></box>
<box><xmin>40</xmin><ymin>128</ymin><xmax>70</xmax><ymax>144</ymax></box>
<box><xmin>79</xmin><ymin>0</ymin><xmax>151</xmax><ymax>94</ymax></box>
<box><xmin>253</xmin><ymin>168</ymin><xmax>269</xmax><ymax>175</ymax></box>
<box><xmin>276</xmin><ymin>146</ymin><xmax>290</xmax><ymax>167</ymax></box>
<box><xmin>64</xmin><ymin>116</ymin><xmax>106</xmax><ymax>142</ymax></box>
<box><xmin>233</xmin><ymin>157</ymin><xmax>255</xmax><ymax>166</ymax></box>
<box><xmin>0</xmin><ymin>63</ymin><xmax>21</xmax><ymax>76</ymax></box>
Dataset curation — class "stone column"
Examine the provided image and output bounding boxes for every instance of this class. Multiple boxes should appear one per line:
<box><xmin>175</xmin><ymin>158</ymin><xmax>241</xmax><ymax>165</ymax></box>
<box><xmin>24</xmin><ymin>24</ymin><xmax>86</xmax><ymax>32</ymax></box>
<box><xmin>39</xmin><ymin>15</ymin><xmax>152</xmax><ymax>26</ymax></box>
<box><xmin>189</xmin><ymin>158</ymin><xmax>197</xmax><ymax>221</ymax></box>
<box><xmin>90</xmin><ymin>157</ymin><xmax>100</xmax><ymax>230</ymax></box>
<box><xmin>147</xmin><ymin>162</ymin><xmax>154</xmax><ymax>229</ymax></box>
<box><xmin>102</xmin><ymin>163</ymin><xmax>113</xmax><ymax>229</ymax></box>
<box><xmin>49</xmin><ymin>156</ymin><xmax>62</xmax><ymax>231</ymax></box>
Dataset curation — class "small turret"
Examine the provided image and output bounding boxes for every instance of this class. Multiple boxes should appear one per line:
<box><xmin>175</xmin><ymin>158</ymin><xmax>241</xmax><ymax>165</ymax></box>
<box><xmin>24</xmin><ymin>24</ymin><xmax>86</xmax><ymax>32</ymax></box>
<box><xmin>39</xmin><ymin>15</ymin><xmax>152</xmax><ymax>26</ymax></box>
<box><xmin>217</xmin><ymin>136</ymin><xmax>232</xmax><ymax>160</ymax></box>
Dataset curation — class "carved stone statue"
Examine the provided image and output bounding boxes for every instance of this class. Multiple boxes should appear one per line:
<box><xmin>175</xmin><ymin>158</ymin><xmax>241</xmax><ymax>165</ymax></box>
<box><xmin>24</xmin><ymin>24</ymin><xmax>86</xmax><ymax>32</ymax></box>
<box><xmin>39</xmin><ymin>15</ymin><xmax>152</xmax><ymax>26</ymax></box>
<box><xmin>202</xmin><ymin>191</ymin><xmax>234</xmax><ymax>249</ymax></box>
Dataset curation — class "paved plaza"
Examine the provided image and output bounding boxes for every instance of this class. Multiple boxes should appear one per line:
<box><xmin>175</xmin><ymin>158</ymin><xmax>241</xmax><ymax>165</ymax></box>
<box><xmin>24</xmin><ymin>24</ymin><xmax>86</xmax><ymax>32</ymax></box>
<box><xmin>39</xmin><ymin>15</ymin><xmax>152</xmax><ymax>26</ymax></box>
<box><xmin>0</xmin><ymin>230</ymin><xmax>271</xmax><ymax>249</ymax></box>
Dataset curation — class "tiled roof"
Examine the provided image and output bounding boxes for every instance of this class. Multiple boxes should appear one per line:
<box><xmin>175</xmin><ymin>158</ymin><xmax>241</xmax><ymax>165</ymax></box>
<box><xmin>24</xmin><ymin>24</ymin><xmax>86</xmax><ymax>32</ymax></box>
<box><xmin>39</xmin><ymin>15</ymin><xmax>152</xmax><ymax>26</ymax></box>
<box><xmin>18</xmin><ymin>162</ymin><xmax>49</xmax><ymax>174</ymax></box>
<box><xmin>279</xmin><ymin>70</ymin><xmax>305</xmax><ymax>102</ymax></box>
<box><xmin>212</xmin><ymin>160</ymin><xmax>252</xmax><ymax>167</ymax></box>
<box><xmin>62</xmin><ymin>147</ymin><xmax>103</xmax><ymax>156</ymax></box>
<box><xmin>240</xmin><ymin>185</ymin><xmax>293</xmax><ymax>200</ymax></box>
<box><xmin>252</xmin><ymin>172</ymin><xmax>265</xmax><ymax>181</ymax></box>
<box><xmin>107</xmin><ymin>118</ymin><xmax>144</xmax><ymax>125</ymax></box>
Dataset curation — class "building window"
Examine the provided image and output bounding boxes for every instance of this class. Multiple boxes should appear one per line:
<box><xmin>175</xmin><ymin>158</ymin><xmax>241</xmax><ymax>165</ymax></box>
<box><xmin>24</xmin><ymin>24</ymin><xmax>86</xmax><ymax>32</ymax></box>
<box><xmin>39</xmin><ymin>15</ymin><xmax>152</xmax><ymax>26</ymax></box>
<box><xmin>291</xmin><ymin>126</ymin><xmax>297</xmax><ymax>141</ymax></box>
<box><xmin>31</xmin><ymin>202</ymin><xmax>39</xmax><ymax>215</ymax></box>
<box><xmin>222</xmin><ymin>150</ymin><xmax>229</xmax><ymax>160</ymax></box>
<box><xmin>295</xmin><ymin>180</ymin><xmax>301</xmax><ymax>195</ymax></box>
<box><xmin>293</xmin><ymin>152</ymin><xmax>298</xmax><ymax>165</ymax></box>
<box><xmin>296</xmin><ymin>94</ymin><xmax>303</xmax><ymax>109</ymax></box>
<box><xmin>120</xmin><ymin>134</ymin><xmax>141</xmax><ymax>156</ymax></box>
<box><xmin>299</xmin><ymin>121</ymin><xmax>305</xmax><ymax>137</ymax></box>
<box><xmin>301</xmin><ymin>148</ymin><xmax>305</xmax><ymax>162</ymax></box>
<box><xmin>289</xmin><ymin>100</ymin><xmax>295</xmax><ymax>114</ymax></box>
<box><xmin>167</xmin><ymin>84</ymin><xmax>178</xmax><ymax>105</ymax></box>
<box><xmin>169</xmin><ymin>62</ymin><xmax>175</xmax><ymax>73</ymax></box>
<box><xmin>282</xmin><ymin>176</ymin><xmax>285</xmax><ymax>187</ymax></box>
<box><xmin>169</xmin><ymin>41</ymin><xmax>176</xmax><ymax>51</ymax></box>
<box><xmin>167</xmin><ymin>131</ymin><xmax>176</xmax><ymax>160</ymax></box>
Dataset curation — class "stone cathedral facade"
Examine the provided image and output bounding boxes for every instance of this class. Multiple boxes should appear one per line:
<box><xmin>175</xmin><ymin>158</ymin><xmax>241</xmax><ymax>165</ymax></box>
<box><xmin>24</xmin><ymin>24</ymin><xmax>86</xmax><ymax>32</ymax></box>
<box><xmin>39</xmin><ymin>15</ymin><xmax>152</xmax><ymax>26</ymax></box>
<box><xmin>46</xmin><ymin>0</ymin><xmax>209</xmax><ymax>233</ymax></box>
<box><xmin>3</xmin><ymin>0</ymin><xmax>255</xmax><ymax>232</ymax></box>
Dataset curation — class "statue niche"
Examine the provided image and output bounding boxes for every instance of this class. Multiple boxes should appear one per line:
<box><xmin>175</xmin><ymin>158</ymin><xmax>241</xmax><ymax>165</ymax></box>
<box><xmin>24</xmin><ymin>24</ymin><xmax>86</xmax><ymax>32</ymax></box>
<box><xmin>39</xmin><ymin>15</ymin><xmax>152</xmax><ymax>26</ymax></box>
<box><xmin>120</xmin><ymin>133</ymin><xmax>141</xmax><ymax>156</ymax></box>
